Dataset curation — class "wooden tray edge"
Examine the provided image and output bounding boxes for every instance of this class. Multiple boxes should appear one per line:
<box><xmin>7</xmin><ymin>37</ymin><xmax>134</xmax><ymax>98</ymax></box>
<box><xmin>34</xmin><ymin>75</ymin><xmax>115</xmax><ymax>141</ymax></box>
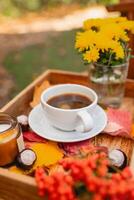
<box><xmin>0</xmin><ymin>69</ymin><xmax>89</xmax><ymax>113</ymax></box>
<box><xmin>0</xmin><ymin>69</ymin><xmax>134</xmax><ymax>199</ymax></box>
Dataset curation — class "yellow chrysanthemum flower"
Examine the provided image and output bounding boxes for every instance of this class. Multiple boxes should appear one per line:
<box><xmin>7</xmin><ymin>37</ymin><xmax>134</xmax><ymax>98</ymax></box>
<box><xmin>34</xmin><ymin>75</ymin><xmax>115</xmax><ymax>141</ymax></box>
<box><xmin>83</xmin><ymin>48</ymin><xmax>99</xmax><ymax>63</ymax></box>
<box><xmin>119</xmin><ymin>21</ymin><xmax>134</xmax><ymax>34</ymax></box>
<box><xmin>111</xmin><ymin>42</ymin><xmax>125</xmax><ymax>59</ymax></box>
<box><xmin>93</xmin><ymin>33</ymin><xmax>113</xmax><ymax>52</ymax></box>
<box><xmin>83</xmin><ymin>17</ymin><xmax>127</xmax><ymax>31</ymax></box>
<box><xmin>83</xmin><ymin>18</ymin><xmax>102</xmax><ymax>31</ymax></box>
<box><xmin>75</xmin><ymin>30</ymin><xmax>96</xmax><ymax>51</ymax></box>
<box><xmin>100</xmin><ymin>23</ymin><xmax>129</xmax><ymax>42</ymax></box>
<box><xmin>76</xmin><ymin>17</ymin><xmax>133</xmax><ymax>64</ymax></box>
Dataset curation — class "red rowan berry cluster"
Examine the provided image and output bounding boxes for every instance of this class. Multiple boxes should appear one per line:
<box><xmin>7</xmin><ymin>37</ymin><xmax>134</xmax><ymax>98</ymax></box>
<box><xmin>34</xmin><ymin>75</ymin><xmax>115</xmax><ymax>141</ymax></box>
<box><xmin>35</xmin><ymin>149</ymin><xmax>134</xmax><ymax>200</ymax></box>
<box><xmin>35</xmin><ymin>167</ymin><xmax>77</xmax><ymax>200</ymax></box>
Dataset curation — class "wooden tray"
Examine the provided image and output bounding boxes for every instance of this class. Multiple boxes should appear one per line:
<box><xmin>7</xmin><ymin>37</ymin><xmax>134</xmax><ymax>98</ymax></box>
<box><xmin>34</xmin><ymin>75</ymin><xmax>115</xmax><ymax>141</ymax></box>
<box><xmin>0</xmin><ymin>69</ymin><xmax>134</xmax><ymax>200</ymax></box>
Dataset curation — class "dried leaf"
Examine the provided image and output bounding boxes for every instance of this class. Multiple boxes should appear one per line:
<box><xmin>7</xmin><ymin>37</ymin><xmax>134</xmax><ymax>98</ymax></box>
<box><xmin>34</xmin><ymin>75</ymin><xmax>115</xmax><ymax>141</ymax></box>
<box><xmin>60</xmin><ymin>139</ymin><xmax>92</xmax><ymax>155</ymax></box>
<box><xmin>30</xmin><ymin>80</ymin><xmax>50</xmax><ymax>108</ymax></box>
<box><xmin>23</xmin><ymin>131</ymin><xmax>47</xmax><ymax>143</ymax></box>
<box><xmin>49</xmin><ymin>164</ymin><xmax>64</xmax><ymax>175</ymax></box>
<box><xmin>131</xmin><ymin>124</ymin><xmax>134</xmax><ymax>137</ymax></box>
<box><xmin>9</xmin><ymin>165</ymin><xmax>35</xmax><ymax>176</ymax></box>
<box><xmin>104</xmin><ymin>108</ymin><xmax>132</xmax><ymax>138</ymax></box>
<box><xmin>9</xmin><ymin>166</ymin><xmax>25</xmax><ymax>175</ymax></box>
<box><xmin>31</xmin><ymin>142</ymin><xmax>64</xmax><ymax>168</ymax></box>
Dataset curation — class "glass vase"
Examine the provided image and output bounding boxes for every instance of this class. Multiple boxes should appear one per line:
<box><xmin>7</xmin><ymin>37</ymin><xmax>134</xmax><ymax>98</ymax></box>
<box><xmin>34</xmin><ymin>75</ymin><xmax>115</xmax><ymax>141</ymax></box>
<box><xmin>88</xmin><ymin>62</ymin><xmax>129</xmax><ymax>108</ymax></box>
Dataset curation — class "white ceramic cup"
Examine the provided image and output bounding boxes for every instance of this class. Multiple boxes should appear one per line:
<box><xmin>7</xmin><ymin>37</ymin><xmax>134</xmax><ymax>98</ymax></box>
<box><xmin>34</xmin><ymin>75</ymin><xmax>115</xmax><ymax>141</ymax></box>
<box><xmin>41</xmin><ymin>84</ymin><xmax>98</xmax><ymax>132</ymax></box>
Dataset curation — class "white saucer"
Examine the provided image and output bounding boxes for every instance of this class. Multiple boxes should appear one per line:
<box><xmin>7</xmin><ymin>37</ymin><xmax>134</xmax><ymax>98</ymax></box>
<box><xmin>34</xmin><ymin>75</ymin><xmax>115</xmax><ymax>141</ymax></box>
<box><xmin>28</xmin><ymin>104</ymin><xmax>107</xmax><ymax>143</ymax></box>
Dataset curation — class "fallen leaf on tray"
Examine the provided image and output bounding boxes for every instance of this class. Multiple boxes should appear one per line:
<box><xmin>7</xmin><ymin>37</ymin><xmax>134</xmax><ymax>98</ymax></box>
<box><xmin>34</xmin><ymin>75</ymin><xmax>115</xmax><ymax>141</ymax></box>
<box><xmin>23</xmin><ymin>131</ymin><xmax>47</xmax><ymax>143</ymax></box>
<box><xmin>104</xmin><ymin>108</ymin><xmax>132</xmax><ymax>138</ymax></box>
<box><xmin>9</xmin><ymin>165</ymin><xmax>36</xmax><ymax>176</ymax></box>
<box><xmin>31</xmin><ymin>142</ymin><xmax>64</xmax><ymax>168</ymax></box>
<box><xmin>49</xmin><ymin>164</ymin><xmax>65</xmax><ymax>175</ymax></box>
<box><xmin>59</xmin><ymin>139</ymin><xmax>93</xmax><ymax>155</ymax></box>
<box><xmin>25</xmin><ymin>141</ymin><xmax>37</xmax><ymax>148</ymax></box>
<box><xmin>131</xmin><ymin>124</ymin><xmax>134</xmax><ymax>137</ymax></box>
<box><xmin>30</xmin><ymin>80</ymin><xmax>51</xmax><ymax>108</ymax></box>
<box><xmin>9</xmin><ymin>166</ymin><xmax>25</xmax><ymax>175</ymax></box>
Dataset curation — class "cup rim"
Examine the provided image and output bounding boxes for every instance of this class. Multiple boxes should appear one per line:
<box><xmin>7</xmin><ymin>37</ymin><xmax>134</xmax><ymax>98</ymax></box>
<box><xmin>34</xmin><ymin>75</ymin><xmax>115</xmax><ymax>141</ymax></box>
<box><xmin>41</xmin><ymin>84</ymin><xmax>98</xmax><ymax>112</ymax></box>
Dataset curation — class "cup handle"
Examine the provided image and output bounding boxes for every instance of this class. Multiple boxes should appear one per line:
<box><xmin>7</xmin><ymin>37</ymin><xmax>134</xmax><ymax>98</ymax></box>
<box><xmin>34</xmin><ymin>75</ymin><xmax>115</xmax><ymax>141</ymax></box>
<box><xmin>75</xmin><ymin>110</ymin><xmax>94</xmax><ymax>132</ymax></box>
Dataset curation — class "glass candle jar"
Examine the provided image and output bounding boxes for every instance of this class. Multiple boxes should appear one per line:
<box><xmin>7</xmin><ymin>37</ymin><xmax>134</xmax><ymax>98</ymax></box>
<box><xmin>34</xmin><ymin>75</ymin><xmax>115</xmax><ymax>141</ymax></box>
<box><xmin>0</xmin><ymin>113</ymin><xmax>25</xmax><ymax>166</ymax></box>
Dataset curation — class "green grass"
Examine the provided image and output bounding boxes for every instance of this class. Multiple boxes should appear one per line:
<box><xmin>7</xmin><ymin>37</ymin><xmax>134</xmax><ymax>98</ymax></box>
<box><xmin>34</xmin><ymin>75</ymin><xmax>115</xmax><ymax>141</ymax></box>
<box><xmin>3</xmin><ymin>30</ymin><xmax>87</xmax><ymax>96</ymax></box>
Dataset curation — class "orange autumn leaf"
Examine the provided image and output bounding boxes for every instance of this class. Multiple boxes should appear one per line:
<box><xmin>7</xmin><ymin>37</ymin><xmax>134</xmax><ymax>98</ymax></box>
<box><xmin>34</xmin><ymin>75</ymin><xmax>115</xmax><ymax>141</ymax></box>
<box><xmin>131</xmin><ymin>124</ymin><xmax>134</xmax><ymax>137</ymax></box>
<box><xmin>9</xmin><ymin>165</ymin><xmax>35</xmax><ymax>175</ymax></box>
<box><xmin>49</xmin><ymin>164</ymin><xmax>65</xmax><ymax>175</ymax></box>
<box><xmin>30</xmin><ymin>80</ymin><xmax>50</xmax><ymax>108</ymax></box>
<box><xmin>9</xmin><ymin>166</ymin><xmax>25</xmax><ymax>175</ymax></box>
<box><xmin>31</xmin><ymin>142</ymin><xmax>64</xmax><ymax>168</ymax></box>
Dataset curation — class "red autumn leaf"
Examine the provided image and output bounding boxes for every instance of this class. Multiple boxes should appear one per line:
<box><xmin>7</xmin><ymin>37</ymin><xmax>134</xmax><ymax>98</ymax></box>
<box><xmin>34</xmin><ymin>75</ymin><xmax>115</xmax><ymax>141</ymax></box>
<box><xmin>23</xmin><ymin>131</ymin><xmax>47</xmax><ymax>143</ymax></box>
<box><xmin>104</xmin><ymin>108</ymin><xmax>132</xmax><ymax>138</ymax></box>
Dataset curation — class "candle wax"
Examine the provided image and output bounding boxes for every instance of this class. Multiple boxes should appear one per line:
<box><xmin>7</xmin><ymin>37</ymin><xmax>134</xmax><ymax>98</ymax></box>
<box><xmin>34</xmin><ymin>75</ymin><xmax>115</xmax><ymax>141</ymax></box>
<box><xmin>0</xmin><ymin>124</ymin><xmax>11</xmax><ymax>133</ymax></box>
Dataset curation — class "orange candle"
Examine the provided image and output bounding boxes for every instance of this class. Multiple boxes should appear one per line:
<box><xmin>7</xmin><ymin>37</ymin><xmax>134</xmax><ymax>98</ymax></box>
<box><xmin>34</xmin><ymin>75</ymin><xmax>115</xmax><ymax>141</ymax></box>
<box><xmin>0</xmin><ymin>113</ymin><xmax>25</xmax><ymax>166</ymax></box>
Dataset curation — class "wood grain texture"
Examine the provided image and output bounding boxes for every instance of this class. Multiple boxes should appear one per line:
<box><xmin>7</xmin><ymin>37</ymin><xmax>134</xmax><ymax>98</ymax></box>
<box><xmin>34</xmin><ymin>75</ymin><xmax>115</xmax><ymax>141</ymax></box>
<box><xmin>95</xmin><ymin>134</ymin><xmax>134</xmax><ymax>164</ymax></box>
<box><xmin>125</xmin><ymin>79</ymin><xmax>134</xmax><ymax>98</ymax></box>
<box><xmin>0</xmin><ymin>168</ymin><xmax>42</xmax><ymax>200</ymax></box>
<box><xmin>0</xmin><ymin>69</ymin><xmax>134</xmax><ymax>199</ymax></box>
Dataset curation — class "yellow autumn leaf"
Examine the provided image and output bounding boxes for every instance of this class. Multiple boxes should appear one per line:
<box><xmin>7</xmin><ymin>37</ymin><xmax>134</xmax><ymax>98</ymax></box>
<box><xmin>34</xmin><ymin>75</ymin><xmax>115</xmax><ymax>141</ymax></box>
<box><xmin>31</xmin><ymin>142</ymin><xmax>64</xmax><ymax>168</ymax></box>
<box><xmin>9</xmin><ymin>166</ymin><xmax>25</xmax><ymax>175</ymax></box>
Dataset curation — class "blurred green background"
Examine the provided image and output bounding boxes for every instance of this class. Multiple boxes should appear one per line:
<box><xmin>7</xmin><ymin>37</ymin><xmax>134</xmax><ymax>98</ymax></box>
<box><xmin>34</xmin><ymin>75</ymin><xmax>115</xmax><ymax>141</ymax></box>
<box><xmin>0</xmin><ymin>0</ymin><xmax>119</xmax><ymax>101</ymax></box>
<box><xmin>4</xmin><ymin>30</ymin><xmax>87</xmax><ymax>95</ymax></box>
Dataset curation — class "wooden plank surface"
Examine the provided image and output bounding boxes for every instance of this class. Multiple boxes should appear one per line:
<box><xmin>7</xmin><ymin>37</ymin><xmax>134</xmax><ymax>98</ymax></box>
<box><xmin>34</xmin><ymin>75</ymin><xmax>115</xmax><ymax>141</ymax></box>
<box><xmin>125</xmin><ymin>79</ymin><xmax>134</xmax><ymax>98</ymax></box>
<box><xmin>0</xmin><ymin>168</ymin><xmax>42</xmax><ymax>200</ymax></box>
<box><xmin>95</xmin><ymin>134</ymin><xmax>134</xmax><ymax>165</ymax></box>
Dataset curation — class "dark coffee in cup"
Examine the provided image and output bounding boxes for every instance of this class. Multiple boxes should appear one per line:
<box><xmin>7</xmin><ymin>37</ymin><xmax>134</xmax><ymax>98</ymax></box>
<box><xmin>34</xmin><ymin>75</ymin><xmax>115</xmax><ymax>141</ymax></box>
<box><xmin>47</xmin><ymin>93</ymin><xmax>92</xmax><ymax>109</ymax></box>
<box><xmin>41</xmin><ymin>84</ymin><xmax>98</xmax><ymax>132</ymax></box>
